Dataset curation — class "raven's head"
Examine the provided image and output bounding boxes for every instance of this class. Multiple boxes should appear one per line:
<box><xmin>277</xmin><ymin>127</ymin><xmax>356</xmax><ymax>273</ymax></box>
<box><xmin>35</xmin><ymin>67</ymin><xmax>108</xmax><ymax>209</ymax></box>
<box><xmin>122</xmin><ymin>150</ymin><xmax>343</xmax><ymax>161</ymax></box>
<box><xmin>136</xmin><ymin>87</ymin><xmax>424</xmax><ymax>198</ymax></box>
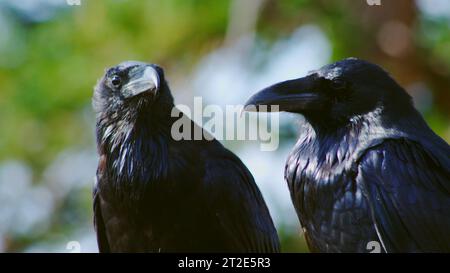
<box><xmin>93</xmin><ymin>61</ymin><xmax>174</xmax><ymax>121</ymax></box>
<box><xmin>93</xmin><ymin>61</ymin><xmax>175</xmax><ymax>185</ymax></box>
<box><xmin>244</xmin><ymin>58</ymin><xmax>413</xmax><ymax>128</ymax></box>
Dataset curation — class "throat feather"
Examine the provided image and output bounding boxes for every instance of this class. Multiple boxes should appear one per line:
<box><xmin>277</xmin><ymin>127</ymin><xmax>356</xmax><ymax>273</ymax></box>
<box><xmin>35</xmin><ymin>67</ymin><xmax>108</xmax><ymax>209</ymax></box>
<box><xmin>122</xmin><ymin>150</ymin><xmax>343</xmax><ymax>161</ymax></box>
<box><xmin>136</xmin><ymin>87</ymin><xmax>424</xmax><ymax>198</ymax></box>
<box><xmin>101</xmin><ymin>120</ymin><xmax>169</xmax><ymax>189</ymax></box>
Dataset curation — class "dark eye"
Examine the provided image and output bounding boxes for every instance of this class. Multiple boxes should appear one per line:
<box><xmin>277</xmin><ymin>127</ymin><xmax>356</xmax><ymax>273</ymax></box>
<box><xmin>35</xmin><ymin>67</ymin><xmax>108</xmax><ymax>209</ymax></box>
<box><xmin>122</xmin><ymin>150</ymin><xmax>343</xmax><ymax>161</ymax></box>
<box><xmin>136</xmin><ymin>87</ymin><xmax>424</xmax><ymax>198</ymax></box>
<box><xmin>111</xmin><ymin>75</ymin><xmax>121</xmax><ymax>87</ymax></box>
<box><xmin>330</xmin><ymin>78</ymin><xmax>346</xmax><ymax>90</ymax></box>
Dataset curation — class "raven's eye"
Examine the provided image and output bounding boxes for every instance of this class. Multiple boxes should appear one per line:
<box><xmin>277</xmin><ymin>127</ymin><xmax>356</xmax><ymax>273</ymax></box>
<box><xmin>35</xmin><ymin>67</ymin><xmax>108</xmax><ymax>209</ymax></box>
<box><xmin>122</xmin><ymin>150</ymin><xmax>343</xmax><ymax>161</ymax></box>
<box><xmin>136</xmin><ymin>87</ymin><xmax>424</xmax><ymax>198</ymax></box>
<box><xmin>331</xmin><ymin>79</ymin><xmax>346</xmax><ymax>90</ymax></box>
<box><xmin>111</xmin><ymin>75</ymin><xmax>122</xmax><ymax>87</ymax></box>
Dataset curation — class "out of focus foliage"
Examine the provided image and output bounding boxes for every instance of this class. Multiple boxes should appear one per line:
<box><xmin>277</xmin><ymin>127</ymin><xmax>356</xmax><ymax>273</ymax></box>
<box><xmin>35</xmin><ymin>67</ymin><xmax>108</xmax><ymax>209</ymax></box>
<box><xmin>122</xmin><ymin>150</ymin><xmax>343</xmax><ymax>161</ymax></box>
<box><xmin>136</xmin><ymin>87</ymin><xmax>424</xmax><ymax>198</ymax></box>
<box><xmin>0</xmin><ymin>0</ymin><xmax>448</xmax><ymax>252</ymax></box>
<box><xmin>0</xmin><ymin>0</ymin><xmax>230</xmax><ymax>170</ymax></box>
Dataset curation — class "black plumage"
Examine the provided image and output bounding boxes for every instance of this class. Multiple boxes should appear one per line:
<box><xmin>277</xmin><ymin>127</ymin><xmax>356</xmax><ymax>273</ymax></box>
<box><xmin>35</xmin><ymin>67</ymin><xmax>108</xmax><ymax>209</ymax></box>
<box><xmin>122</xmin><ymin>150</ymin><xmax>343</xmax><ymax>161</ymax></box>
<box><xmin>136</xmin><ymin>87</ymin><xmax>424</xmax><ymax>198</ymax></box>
<box><xmin>244</xmin><ymin>58</ymin><xmax>450</xmax><ymax>253</ymax></box>
<box><xmin>92</xmin><ymin>61</ymin><xmax>279</xmax><ymax>252</ymax></box>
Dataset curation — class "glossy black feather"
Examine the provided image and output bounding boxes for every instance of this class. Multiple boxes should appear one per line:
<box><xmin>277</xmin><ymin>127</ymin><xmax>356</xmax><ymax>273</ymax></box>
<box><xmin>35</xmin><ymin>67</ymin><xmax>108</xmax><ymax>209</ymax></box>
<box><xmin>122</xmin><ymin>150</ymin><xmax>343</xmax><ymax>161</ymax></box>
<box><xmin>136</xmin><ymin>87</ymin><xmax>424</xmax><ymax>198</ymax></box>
<box><xmin>358</xmin><ymin>139</ymin><xmax>450</xmax><ymax>252</ymax></box>
<box><xmin>256</xmin><ymin>58</ymin><xmax>450</xmax><ymax>252</ymax></box>
<box><xmin>93</xmin><ymin>62</ymin><xmax>279</xmax><ymax>252</ymax></box>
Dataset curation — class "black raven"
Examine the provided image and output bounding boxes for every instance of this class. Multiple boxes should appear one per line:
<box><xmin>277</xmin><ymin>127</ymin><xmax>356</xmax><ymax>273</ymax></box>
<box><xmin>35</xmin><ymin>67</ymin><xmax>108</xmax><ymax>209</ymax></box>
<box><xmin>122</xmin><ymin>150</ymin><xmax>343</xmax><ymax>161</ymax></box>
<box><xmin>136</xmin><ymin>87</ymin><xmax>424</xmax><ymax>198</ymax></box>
<box><xmin>92</xmin><ymin>61</ymin><xmax>279</xmax><ymax>252</ymax></box>
<box><xmin>244</xmin><ymin>58</ymin><xmax>450</xmax><ymax>253</ymax></box>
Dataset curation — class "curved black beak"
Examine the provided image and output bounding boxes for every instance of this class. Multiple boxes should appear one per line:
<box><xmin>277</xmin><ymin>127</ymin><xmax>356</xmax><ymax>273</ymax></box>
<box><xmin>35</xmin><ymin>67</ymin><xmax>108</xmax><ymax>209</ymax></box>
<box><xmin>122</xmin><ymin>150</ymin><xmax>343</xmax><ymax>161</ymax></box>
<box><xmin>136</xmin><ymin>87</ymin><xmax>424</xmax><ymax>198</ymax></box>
<box><xmin>122</xmin><ymin>65</ymin><xmax>160</xmax><ymax>98</ymax></box>
<box><xmin>244</xmin><ymin>75</ymin><xmax>321</xmax><ymax>113</ymax></box>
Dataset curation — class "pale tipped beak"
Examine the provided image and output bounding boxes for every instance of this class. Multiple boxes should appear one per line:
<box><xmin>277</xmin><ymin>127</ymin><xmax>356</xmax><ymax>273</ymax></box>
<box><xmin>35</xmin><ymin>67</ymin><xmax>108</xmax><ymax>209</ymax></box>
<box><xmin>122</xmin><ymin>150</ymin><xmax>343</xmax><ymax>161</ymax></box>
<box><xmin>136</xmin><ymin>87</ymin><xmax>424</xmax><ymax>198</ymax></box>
<box><xmin>122</xmin><ymin>65</ymin><xmax>160</xmax><ymax>98</ymax></box>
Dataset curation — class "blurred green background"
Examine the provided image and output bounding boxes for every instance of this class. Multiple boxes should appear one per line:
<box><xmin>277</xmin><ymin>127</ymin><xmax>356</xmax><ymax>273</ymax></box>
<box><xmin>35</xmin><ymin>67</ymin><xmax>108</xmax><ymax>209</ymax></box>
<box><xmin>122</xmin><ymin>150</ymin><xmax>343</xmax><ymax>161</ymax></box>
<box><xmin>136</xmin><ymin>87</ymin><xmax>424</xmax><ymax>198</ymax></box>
<box><xmin>0</xmin><ymin>0</ymin><xmax>449</xmax><ymax>252</ymax></box>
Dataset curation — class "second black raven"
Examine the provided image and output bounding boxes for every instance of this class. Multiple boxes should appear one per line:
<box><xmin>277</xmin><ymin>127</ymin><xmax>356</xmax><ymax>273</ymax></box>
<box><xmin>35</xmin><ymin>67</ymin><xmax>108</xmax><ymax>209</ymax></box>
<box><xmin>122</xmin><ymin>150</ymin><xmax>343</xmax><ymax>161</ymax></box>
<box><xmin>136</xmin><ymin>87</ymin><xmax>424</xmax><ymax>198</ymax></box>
<box><xmin>245</xmin><ymin>58</ymin><xmax>450</xmax><ymax>253</ymax></box>
<box><xmin>92</xmin><ymin>61</ymin><xmax>279</xmax><ymax>252</ymax></box>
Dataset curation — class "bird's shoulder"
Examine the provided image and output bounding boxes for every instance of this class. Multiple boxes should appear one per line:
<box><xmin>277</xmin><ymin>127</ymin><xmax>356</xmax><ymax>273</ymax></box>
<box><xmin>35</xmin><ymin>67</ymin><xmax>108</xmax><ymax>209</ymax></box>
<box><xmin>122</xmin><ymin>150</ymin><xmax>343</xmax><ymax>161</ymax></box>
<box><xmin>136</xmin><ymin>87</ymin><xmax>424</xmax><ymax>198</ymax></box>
<box><xmin>196</xmin><ymin>142</ymin><xmax>280</xmax><ymax>252</ymax></box>
<box><xmin>200</xmin><ymin>140</ymin><xmax>255</xmax><ymax>188</ymax></box>
<box><xmin>357</xmin><ymin>137</ymin><xmax>450</xmax><ymax>192</ymax></box>
<box><xmin>357</xmin><ymin>137</ymin><xmax>450</xmax><ymax>252</ymax></box>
